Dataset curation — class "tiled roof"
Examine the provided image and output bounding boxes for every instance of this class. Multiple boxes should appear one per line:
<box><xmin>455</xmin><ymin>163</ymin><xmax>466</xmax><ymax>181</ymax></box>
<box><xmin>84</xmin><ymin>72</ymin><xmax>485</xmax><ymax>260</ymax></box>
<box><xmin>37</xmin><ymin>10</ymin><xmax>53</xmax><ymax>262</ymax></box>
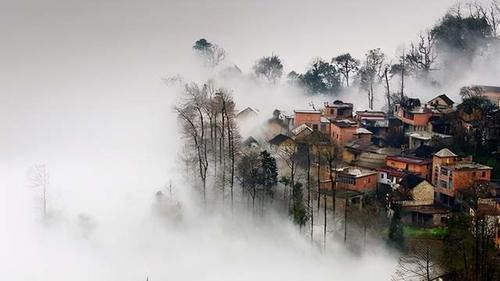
<box><xmin>434</xmin><ymin>148</ymin><xmax>458</xmax><ymax>158</ymax></box>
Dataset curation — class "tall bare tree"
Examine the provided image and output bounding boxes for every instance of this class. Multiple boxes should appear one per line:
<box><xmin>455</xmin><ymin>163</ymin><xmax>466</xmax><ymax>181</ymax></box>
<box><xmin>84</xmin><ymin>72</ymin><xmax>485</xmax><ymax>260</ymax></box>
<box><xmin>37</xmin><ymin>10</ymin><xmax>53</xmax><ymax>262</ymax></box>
<box><xmin>29</xmin><ymin>164</ymin><xmax>49</xmax><ymax>218</ymax></box>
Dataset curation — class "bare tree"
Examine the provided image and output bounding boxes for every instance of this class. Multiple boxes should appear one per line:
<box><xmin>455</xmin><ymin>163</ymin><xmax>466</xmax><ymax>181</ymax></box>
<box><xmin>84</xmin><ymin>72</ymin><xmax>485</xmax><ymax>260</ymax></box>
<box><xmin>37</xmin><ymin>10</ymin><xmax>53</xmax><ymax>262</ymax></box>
<box><xmin>392</xmin><ymin>241</ymin><xmax>443</xmax><ymax>281</ymax></box>
<box><xmin>193</xmin><ymin>38</ymin><xmax>226</xmax><ymax>68</ymax></box>
<box><xmin>406</xmin><ymin>30</ymin><xmax>437</xmax><ymax>77</ymax></box>
<box><xmin>176</xmin><ymin>83</ymin><xmax>210</xmax><ymax>203</ymax></box>
<box><xmin>29</xmin><ymin>164</ymin><xmax>49</xmax><ymax>217</ymax></box>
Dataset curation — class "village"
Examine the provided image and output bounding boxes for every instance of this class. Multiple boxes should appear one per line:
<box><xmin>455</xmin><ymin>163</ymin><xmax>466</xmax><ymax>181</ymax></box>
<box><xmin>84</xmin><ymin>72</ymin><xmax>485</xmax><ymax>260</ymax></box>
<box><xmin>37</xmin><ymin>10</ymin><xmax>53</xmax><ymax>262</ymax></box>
<box><xmin>235</xmin><ymin>85</ymin><xmax>500</xmax><ymax>255</ymax></box>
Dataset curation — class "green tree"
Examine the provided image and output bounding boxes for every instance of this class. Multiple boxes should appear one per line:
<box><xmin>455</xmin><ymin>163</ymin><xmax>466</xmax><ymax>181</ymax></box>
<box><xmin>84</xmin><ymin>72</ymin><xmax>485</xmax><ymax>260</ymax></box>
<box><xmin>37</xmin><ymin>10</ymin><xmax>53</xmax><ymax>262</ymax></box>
<box><xmin>258</xmin><ymin>150</ymin><xmax>278</xmax><ymax>189</ymax></box>
<box><xmin>300</xmin><ymin>59</ymin><xmax>341</xmax><ymax>95</ymax></box>
<box><xmin>332</xmin><ymin>53</ymin><xmax>359</xmax><ymax>87</ymax></box>
<box><xmin>431</xmin><ymin>12</ymin><xmax>492</xmax><ymax>54</ymax></box>
<box><xmin>290</xmin><ymin>181</ymin><xmax>308</xmax><ymax>227</ymax></box>
<box><xmin>193</xmin><ymin>38</ymin><xmax>226</xmax><ymax>68</ymax></box>
<box><xmin>388</xmin><ymin>205</ymin><xmax>405</xmax><ymax>250</ymax></box>
<box><xmin>253</xmin><ymin>55</ymin><xmax>284</xmax><ymax>83</ymax></box>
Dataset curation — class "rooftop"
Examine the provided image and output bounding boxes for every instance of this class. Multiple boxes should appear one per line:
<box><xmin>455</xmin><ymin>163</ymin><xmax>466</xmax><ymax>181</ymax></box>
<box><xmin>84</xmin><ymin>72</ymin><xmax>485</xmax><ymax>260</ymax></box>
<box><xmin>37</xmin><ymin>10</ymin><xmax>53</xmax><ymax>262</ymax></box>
<box><xmin>429</xmin><ymin>94</ymin><xmax>454</xmax><ymax>105</ymax></box>
<box><xmin>376</xmin><ymin>167</ymin><xmax>408</xmax><ymax>177</ymax></box>
<box><xmin>387</xmin><ymin>155</ymin><xmax>432</xmax><ymax>165</ymax></box>
<box><xmin>355</xmin><ymin>128</ymin><xmax>373</xmax><ymax>135</ymax></box>
<box><xmin>336</xmin><ymin>167</ymin><xmax>377</xmax><ymax>178</ymax></box>
<box><xmin>448</xmin><ymin>162</ymin><xmax>493</xmax><ymax>171</ymax></box>
<box><xmin>333</xmin><ymin>119</ymin><xmax>357</xmax><ymax>128</ymax></box>
<box><xmin>292</xmin><ymin>124</ymin><xmax>313</xmax><ymax>136</ymax></box>
<box><xmin>356</xmin><ymin>110</ymin><xmax>386</xmax><ymax>118</ymax></box>
<box><xmin>475</xmin><ymin>85</ymin><xmax>500</xmax><ymax>93</ymax></box>
<box><xmin>268</xmin><ymin>134</ymin><xmax>293</xmax><ymax>146</ymax></box>
<box><xmin>324</xmin><ymin>100</ymin><xmax>353</xmax><ymax>108</ymax></box>
<box><xmin>433</xmin><ymin>148</ymin><xmax>457</xmax><ymax>158</ymax></box>
<box><xmin>294</xmin><ymin>110</ymin><xmax>321</xmax><ymax>114</ymax></box>
<box><xmin>407</xmin><ymin>131</ymin><xmax>452</xmax><ymax>141</ymax></box>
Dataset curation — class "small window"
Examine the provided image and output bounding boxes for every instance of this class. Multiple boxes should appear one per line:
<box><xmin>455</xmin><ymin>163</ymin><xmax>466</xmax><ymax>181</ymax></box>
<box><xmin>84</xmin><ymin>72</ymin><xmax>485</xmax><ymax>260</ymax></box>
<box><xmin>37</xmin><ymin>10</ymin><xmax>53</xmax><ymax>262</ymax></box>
<box><xmin>482</xmin><ymin>171</ymin><xmax>486</xmax><ymax>177</ymax></box>
<box><xmin>312</xmin><ymin>124</ymin><xmax>318</xmax><ymax>130</ymax></box>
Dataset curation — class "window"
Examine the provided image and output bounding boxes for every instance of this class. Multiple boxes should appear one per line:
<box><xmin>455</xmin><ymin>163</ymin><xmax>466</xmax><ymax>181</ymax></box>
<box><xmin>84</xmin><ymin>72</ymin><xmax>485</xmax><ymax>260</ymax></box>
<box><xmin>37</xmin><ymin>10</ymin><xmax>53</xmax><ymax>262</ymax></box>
<box><xmin>330</xmin><ymin>109</ymin><xmax>334</xmax><ymax>114</ymax></box>
<box><xmin>439</xmin><ymin>180</ymin><xmax>448</xmax><ymax>188</ymax></box>
<box><xmin>440</xmin><ymin>167</ymin><xmax>448</xmax><ymax>176</ymax></box>
<box><xmin>481</xmin><ymin>171</ymin><xmax>486</xmax><ymax>177</ymax></box>
<box><xmin>312</xmin><ymin>124</ymin><xmax>318</xmax><ymax>130</ymax></box>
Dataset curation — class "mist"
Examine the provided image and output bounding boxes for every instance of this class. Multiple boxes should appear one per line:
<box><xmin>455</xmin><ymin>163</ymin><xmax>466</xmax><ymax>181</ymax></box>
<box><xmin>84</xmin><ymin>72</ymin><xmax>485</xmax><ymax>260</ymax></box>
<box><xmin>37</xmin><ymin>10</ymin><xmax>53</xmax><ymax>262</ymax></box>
<box><xmin>2</xmin><ymin>0</ymin><xmax>488</xmax><ymax>280</ymax></box>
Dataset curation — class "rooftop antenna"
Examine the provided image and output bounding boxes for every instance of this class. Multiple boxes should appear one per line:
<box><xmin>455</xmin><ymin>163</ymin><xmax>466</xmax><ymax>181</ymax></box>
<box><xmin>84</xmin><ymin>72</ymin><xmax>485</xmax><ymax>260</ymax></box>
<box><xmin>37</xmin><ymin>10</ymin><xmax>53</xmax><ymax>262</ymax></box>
<box><xmin>401</xmin><ymin>48</ymin><xmax>405</xmax><ymax>100</ymax></box>
<box><xmin>309</xmin><ymin>102</ymin><xmax>317</xmax><ymax>110</ymax></box>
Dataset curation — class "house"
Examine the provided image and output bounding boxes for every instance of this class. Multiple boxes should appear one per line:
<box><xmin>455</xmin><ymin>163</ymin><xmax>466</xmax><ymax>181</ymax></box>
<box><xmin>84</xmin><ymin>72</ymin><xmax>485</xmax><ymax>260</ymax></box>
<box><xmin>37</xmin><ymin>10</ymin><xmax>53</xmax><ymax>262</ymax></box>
<box><xmin>394</xmin><ymin>97</ymin><xmax>433</xmax><ymax>132</ymax></box>
<box><xmin>294</xmin><ymin>110</ymin><xmax>321</xmax><ymax>130</ymax></box>
<box><xmin>432</xmin><ymin>148</ymin><xmax>493</xmax><ymax>206</ymax></box>
<box><xmin>475</xmin><ymin>85</ymin><xmax>500</xmax><ymax>107</ymax></box>
<box><xmin>427</xmin><ymin>94</ymin><xmax>454</xmax><ymax>112</ymax></box>
<box><xmin>406</xmin><ymin>131</ymin><xmax>453</xmax><ymax>149</ymax></box>
<box><xmin>391</xmin><ymin>174</ymin><xmax>450</xmax><ymax>227</ymax></box>
<box><xmin>236</xmin><ymin>107</ymin><xmax>259</xmax><ymax>120</ymax></box>
<box><xmin>242</xmin><ymin>136</ymin><xmax>260</xmax><ymax>149</ymax></box>
<box><xmin>329</xmin><ymin>119</ymin><xmax>358</xmax><ymax>144</ymax></box>
<box><xmin>355</xmin><ymin>110</ymin><xmax>389</xmax><ymax>145</ymax></box>
<box><xmin>386</xmin><ymin>155</ymin><xmax>432</xmax><ymax>180</ymax></box>
<box><xmin>292</xmin><ymin>124</ymin><xmax>313</xmax><ymax>140</ymax></box>
<box><xmin>333</xmin><ymin>166</ymin><xmax>378</xmax><ymax>193</ymax></box>
<box><xmin>263</xmin><ymin>110</ymin><xmax>293</xmax><ymax>140</ymax></box>
<box><xmin>459</xmin><ymin>181</ymin><xmax>500</xmax><ymax>247</ymax></box>
<box><xmin>322</xmin><ymin>100</ymin><xmax>353</xmax><ymax>120</ymax></box>
<box><xmin>377</xmin><ymin>167</ymin><xmax>407</xmax><ymax>190</ymax></box>
<box><xmin>268</xmin><ymin>133</ymin><xmax>294</xmax><ymax>148</ymax></box>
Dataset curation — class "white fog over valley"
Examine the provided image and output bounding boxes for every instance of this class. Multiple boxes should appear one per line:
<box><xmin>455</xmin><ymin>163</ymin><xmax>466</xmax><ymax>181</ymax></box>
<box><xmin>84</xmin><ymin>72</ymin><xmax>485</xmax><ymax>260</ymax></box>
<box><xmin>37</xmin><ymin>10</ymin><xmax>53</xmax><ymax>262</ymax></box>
<box><xmin>1</xmin><ymin>0</ymin><xmax>500</xmax><ymax>280</ymax></box>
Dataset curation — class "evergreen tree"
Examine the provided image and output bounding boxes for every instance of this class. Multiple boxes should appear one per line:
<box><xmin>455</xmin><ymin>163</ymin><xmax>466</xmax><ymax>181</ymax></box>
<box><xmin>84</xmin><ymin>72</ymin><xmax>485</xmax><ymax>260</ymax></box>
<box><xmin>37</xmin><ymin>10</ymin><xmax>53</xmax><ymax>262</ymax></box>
<box><xmin>290</xmin><ymin>182</ymin><xmax>308</xmax><ymax>227</ymax></box>
<box><xmin>388</xmin><ymin>205</ymin><xmax>405</xmax><ymax>250</ymax></box>
<box><xmin>259</xmin><ymin>150</ymin><xmax>278</xmax><ymax>189</ymax></box>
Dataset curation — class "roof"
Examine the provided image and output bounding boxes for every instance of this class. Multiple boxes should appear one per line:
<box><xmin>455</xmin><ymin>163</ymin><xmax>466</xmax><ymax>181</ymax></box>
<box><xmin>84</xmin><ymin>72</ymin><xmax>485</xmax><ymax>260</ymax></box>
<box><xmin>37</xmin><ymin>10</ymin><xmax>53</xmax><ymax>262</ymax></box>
<box><xmin>386</xmin><ymin>155</ymin><xmax>432</xmax><ymax>165</ymax></box>
<box><xmin>400</xmin><ymin>97</ymin><xmax>421</xmax><ymax>109</ymax></box>
<box><xmin>236</xmin><ymin>107</ymin><xmax>259</xmax><ymax>117</ymax></box>
<box><xmin>475</xmin><ymin>85</ymin><xmax>500</xmax><ymax>93</ymax></box>
<box><xmin>450</xmin><ymin>162</ymin><xmax>493</xmax><ymax>171</ymax></box>
<box><xmin>268</xmin><ymin>134</ymin><xmax>293</xmax><ymax>146</ymax></box>
<box><xmin>242</xmin><ymin>136</ymin><xmax>259</xmax><ymax>147</ymax></box>
<box><xmin>414</xmin><ymin>145</ymin><xmax>438</xmax><ymax>158</ymax></box>
<box><xmin>294</xmin><ymin>110</ymin><xmax>321</xmax><ymax>114</ymax></box>
<box><xmin>337</xmin><ymin>167</ymin><xmax>377</xmax><ymax>178</ymax></box>
<box><xmin>356</xmin><ymin>110</ymin><xmax>386</xmax><ymax>119</ymax></box>
<box><xmin>354</xmin><ymin>153</ymin><xmax>387</xmax><ymax>169</ymax></box>
<box><xmin>376</xmin><ymin>167</ymin><xmax>407</xmax><ymax>178</ymax></box>
<box><xmin>292</xmin><ymin>124</ymin><xmax>313</xmax><ymax>136</ymax></box>
<box><xmin>429</xmin><ymin>94</ymin><xmax>454</xmax><ymax>105</ymax></box>
<box><xmin>400</xmin><ymin>174</ymin><xmax>425</xmax><ymax>189</ymax></box>
<box><xmin>333</xmin><ymin>119</ymin><xmax>357</xmax><ymax>128</ymax></box>
<box><xmin>324</xmin><ymin>100</ymin><xmax>353</xmax><ymax>108</ymax></box>
<box><xmin>403</xmin><ymin>205</ymin><xmax>451</xmax><ymax>214</ymax></box>
<box><xmin>407</xmin><ymin>131</ymin><xmax>452</xmax><ymax>141</ymax></box>
<box><xmin>433</xmin><ymin>148</ymin><xmax>458</xmax><ymax>158</ymax></box>
<box><xmin>355</xmin><ymin>128</ymin><xmax>373</xmax><ymax>134</ymax></box>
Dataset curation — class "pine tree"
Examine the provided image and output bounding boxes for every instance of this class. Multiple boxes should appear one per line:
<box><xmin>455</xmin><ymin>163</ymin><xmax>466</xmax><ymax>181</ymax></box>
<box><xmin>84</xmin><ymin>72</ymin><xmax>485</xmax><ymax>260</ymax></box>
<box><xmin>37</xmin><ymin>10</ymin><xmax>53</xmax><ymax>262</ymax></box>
<box><xmin>388</xmin><ymin>205</ymin><xmax>405</xmax><ymax>250</ymax></box>
<box><xmin>290</xmin><ymin>182</ymin><xmax>308</xmax><ymax>227</ymax></box>
<box><xmin>259</xmin><ymin>150</ymin><xmax>278</xmax><ymax>190</ymax></box>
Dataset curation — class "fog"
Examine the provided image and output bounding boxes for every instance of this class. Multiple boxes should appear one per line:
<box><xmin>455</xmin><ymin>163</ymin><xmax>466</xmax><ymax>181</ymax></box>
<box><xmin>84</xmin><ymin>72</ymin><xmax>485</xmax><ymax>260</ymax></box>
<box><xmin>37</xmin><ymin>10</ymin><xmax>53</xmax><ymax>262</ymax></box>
<box><xmin>0</xmin><ymin>0</ymin><xmax>479</xmax><ymax>280</ymax></box>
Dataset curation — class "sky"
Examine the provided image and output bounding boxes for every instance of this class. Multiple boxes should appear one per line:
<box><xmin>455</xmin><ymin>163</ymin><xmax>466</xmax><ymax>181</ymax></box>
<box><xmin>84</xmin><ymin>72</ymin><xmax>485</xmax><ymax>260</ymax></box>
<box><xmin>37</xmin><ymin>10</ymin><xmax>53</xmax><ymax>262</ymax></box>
<box><xmin>2</xmin><ymin>0</ymin><xmax>458</xmax><ymax>73</ymax></box>
<box><xmin>0</xmin><ymin>0</ymin><xmax>470</xmax><ymax>280</ymax></box>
